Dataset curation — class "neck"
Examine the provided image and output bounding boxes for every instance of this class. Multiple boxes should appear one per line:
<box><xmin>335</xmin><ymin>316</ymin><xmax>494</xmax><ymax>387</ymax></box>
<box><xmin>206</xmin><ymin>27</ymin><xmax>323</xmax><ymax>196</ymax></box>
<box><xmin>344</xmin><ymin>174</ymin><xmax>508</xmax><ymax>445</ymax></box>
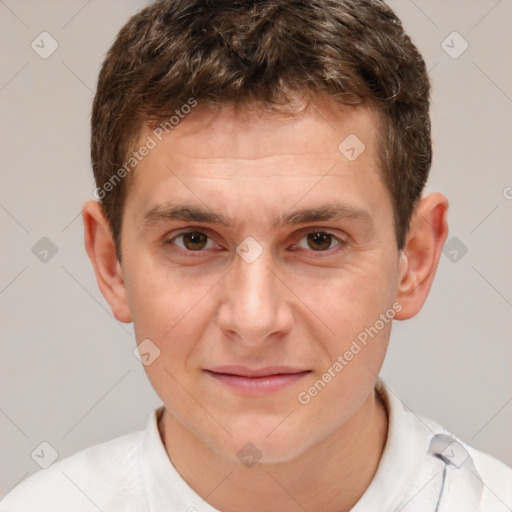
<box><xmin>159</xmin><ymin>387</ymin><xmax>388</xmax><ymax>512</ymax></box>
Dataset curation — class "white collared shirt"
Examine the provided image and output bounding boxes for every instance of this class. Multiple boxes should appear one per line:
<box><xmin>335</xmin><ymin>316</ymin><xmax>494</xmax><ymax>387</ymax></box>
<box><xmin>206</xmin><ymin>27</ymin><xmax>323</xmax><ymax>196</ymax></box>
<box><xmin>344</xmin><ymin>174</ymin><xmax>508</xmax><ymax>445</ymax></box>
<box><xmin>1</xmin><ymin>380</ymin><xmax>510</xmax><ymax>511</ymax></box>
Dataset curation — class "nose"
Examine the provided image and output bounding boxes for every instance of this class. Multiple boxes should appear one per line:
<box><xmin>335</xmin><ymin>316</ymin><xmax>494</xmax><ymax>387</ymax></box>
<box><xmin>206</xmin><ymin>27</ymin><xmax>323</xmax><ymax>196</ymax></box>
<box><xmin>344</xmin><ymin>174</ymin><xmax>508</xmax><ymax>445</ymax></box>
<box><xmin>216</xmin><ymin>244</ymin><xmax>294</xmax><ymax>347</ymax></box>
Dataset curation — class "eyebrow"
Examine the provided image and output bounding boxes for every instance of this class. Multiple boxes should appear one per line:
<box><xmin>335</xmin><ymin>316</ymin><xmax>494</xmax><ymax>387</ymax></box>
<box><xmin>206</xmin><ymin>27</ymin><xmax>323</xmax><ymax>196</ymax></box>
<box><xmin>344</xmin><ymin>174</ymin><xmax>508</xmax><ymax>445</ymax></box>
<box><xmin>141</xmin><ymin>202</ymin><xmax>373</xmax><ymax>229</ymax></box>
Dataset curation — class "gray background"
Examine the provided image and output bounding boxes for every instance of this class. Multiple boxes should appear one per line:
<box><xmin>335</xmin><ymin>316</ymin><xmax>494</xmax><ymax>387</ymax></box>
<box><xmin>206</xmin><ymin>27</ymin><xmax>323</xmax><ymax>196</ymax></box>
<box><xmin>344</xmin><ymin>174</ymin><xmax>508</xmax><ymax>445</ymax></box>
<box><xmin>1</xmin><ymin>0</ymin><xmax>511</xmax><ymax>499</ymax></box>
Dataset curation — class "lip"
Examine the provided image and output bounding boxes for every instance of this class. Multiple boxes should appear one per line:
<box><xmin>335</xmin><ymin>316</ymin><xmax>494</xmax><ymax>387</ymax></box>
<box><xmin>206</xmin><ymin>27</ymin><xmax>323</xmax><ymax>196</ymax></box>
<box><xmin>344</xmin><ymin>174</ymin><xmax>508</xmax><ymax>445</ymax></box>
<box><xmin>205</xmin><ymin>366</ymin><xmax>311</xmax><ymax>395</ymax></box>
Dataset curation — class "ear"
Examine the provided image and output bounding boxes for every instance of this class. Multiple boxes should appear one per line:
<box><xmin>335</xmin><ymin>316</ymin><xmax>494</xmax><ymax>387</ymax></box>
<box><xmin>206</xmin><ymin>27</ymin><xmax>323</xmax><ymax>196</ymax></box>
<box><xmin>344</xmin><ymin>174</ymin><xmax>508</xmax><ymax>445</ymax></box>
<box><xmin>82</xmin><ymin>200</ymin><xmax>132</xmax><ymax>323</ymax></box>
<box><xmin>394</xmin><ymin>193</ymin><xmax>449</xmax><ymax>320</ymax></box>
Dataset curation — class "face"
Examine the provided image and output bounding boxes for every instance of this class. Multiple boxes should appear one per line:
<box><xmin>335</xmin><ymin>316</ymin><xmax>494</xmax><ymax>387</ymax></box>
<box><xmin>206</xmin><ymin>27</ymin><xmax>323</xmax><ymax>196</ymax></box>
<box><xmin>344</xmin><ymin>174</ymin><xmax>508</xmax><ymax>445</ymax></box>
<box><xmin>119</xmin><ymin>100</ymin><xmax>403</xmax><ymax>463</ymax></box>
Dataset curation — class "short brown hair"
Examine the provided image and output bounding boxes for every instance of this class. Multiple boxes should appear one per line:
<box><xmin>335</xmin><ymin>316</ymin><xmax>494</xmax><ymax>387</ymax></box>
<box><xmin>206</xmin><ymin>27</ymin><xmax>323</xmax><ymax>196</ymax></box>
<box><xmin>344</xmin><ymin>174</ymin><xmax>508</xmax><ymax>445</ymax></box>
<box><xmin>91</xmin><ymin>0</ymin><xmax>431</xmax><ymax>256</ymax></box>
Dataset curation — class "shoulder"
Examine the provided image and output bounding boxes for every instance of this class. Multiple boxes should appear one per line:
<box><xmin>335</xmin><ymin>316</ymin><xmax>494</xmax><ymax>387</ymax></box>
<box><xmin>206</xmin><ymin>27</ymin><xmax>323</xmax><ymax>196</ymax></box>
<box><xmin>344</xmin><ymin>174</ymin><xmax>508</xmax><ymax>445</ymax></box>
<box><xmin>378</xmin><ymin>380</ymin><xmax>512</xmax><ymax>510</ymax></box>
<box><xmin>421</xmin><ymin>414</ymin><xmax>512</xmax><ymax>510</ymax></box>
<box><xmin>466</xmin><ymin>443</ymin><xmax>512</xmax><ymax>510</ymax></box>
<box><xmin>0</xmin><ymin>430</ymin><xmax>146</xmax><ymax>512</ymax></box>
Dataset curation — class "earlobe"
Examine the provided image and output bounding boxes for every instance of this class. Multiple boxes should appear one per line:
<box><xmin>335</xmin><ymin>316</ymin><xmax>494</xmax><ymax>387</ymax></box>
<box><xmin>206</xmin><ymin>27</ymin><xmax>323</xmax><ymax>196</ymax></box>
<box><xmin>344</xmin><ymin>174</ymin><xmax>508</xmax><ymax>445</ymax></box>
<box><xmin>82</xmin><ymin>201</ymin><xmax>132</xmax><ymax>323</ymax></box>
<box><xmin>394</xmin><ymin>193</ymin><xmax>449</xmax><ymax>320</ymax></box>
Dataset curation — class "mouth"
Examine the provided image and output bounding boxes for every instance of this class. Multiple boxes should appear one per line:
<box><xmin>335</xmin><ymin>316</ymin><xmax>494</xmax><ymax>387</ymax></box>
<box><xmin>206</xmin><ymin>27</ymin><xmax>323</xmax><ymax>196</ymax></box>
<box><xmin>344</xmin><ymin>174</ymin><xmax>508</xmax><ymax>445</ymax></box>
<box><xmin>204</xmin><ymin>366</ymin><xmax>311</xmax><ymax>395</ymax></box>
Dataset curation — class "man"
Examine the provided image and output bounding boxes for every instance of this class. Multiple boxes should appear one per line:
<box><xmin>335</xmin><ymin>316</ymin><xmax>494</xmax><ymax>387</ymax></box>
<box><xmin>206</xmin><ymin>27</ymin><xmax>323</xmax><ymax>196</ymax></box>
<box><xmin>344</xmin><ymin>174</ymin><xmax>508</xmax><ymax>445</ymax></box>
<box><xmin>2</xmin><ymin>0</ymin><xmax>510</xmax><ymax>510</ymax></box>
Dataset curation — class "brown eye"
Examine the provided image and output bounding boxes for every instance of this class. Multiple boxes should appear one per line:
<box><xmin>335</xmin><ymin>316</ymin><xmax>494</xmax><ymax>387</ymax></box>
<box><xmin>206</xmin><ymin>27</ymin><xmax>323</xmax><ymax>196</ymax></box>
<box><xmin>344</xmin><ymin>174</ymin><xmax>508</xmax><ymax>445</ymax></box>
<box><xmin>294</xmin><ymin>230</ymin><xmax>343</xmax><ymax>254</ymax></box>
<box><xmin>306</xmin><ymin>231</ymin><xmax>336</xmax><ymax>251</ymax></box>
<box><xmin>172</xmin><ymin>231</ymin><xmax>211</xmax><ymax>251</ymax></box>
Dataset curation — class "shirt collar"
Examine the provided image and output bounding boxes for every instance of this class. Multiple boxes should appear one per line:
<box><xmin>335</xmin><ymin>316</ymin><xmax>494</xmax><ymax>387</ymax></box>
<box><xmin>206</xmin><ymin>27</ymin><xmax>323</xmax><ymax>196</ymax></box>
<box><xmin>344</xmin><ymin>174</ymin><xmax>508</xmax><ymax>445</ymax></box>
<box><xmin>140</xmin><ymin>378</ymin><xmax>435</xmax><ymax>511</ymax></box>
<box><xmin>140</xmin><ymin>405</ymin><xmax>220</xmax><ymax>511</ymax></box>
<box><xmin>351</xmin><ymin>378</ymin><xmax>436</xmax><ymax>511</ymax></box>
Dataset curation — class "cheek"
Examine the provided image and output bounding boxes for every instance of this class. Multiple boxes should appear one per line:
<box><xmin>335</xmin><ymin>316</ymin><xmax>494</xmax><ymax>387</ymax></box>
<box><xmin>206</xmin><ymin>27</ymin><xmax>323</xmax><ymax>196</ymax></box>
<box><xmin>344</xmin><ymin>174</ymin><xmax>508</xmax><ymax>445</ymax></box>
<box><xmin>127</xmin><ymin>271</ymin><xmax>215</xmax><ymax>421</ymax></box>
<box><xmin>293</xmin><ymin>257</ymin><xmax>397</xmax><ymax>350</ymax></box>
<box><xmin>126</xmin><ymin>261</ymin><xmax>220</xmax><ymax>372</ymax></box>
<box><xmin>126</xmin><ymin>253</ymin><xmax>203</xmax><ymax>329</ymax></box>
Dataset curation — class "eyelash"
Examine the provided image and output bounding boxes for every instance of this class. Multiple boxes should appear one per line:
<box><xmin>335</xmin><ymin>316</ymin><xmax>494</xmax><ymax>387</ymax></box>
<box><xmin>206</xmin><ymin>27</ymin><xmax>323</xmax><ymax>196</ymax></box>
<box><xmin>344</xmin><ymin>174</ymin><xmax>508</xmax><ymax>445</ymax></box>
<box><xmin>164</xmin><ymin>228</ymin><xmax>348</xmax><ymax>258</ymax></box>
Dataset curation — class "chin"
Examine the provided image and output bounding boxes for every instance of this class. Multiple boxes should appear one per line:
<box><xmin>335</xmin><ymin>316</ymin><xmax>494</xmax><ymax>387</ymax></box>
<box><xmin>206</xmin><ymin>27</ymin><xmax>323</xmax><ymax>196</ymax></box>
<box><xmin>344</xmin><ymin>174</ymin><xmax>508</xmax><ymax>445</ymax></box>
<box><xmin>215</xmin><ymin>415</ymin><xmax>320</xmax><ymax>465</ymax></box>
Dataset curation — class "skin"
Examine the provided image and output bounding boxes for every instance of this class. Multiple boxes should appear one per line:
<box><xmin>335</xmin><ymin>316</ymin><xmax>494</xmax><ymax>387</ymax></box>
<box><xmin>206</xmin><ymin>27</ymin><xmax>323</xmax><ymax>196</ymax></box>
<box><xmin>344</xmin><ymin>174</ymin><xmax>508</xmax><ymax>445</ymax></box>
<box><xmin>83</xmin><ymin>98</ymin><xmax>448</xmax><ymax>512</ymax></box>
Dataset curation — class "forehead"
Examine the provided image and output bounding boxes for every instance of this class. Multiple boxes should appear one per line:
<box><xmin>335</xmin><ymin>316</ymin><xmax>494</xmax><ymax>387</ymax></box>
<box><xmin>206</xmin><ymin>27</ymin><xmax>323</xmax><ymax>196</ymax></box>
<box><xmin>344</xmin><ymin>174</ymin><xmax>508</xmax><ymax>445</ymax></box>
<box><xmin>148</xmin><ymin>100</ymin><xmax>380</xmax><ymax>164</ymax></box>
<box><xmin>123</xmin><ymin>100</ymin><xmax>389</xmax><ymax>228</ymax></box>
<box><xmin>130</xmin><ymin>99</ymin><xmax>382</xmax><ymax>178</ymax></box>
